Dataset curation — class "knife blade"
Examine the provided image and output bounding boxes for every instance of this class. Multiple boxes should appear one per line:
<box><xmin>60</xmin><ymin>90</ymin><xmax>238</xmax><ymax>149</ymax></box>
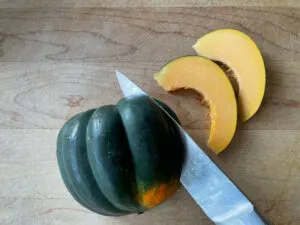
<box><xmin>115</xmin><ymin>71</ymin><xmax>270</xmax><ymax>225</ymax></box>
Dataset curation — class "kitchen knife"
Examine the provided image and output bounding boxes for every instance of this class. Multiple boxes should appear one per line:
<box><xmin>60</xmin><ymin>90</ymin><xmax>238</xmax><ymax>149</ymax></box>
<box><xmin>115</xmin><ymin>71</ymin><xmax>270</xmax><ymax>225</ymax></box>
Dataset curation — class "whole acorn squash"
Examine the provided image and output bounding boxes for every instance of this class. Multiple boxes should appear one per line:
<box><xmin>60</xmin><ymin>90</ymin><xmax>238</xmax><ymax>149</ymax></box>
<box><xmin>57</xmin><ymin>95</ymin><xmax>184</xmax><ymax>216</ymax></box>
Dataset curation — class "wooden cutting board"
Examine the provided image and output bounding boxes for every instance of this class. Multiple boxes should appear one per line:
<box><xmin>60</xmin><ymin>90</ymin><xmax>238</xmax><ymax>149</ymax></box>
<box><xmin>0</xmin><ymin>2</ymin><xmax>299</xmax><ymax>225</ymax></box>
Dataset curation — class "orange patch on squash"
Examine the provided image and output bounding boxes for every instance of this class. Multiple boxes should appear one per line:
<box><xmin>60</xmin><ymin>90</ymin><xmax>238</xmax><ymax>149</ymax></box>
<box><xmin>138</xmin><ymin>181</ymin><xmax>180</xmax><ymax>209</ymax></box>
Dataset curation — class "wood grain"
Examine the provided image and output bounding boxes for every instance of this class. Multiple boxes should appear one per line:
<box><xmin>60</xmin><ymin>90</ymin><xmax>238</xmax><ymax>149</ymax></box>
<box><xmin>0</xmin><ymin>6</ymin><xmax>300</xmax><ymax>225</ymax></box>
<box><xmin>1</xmin><ymin>8</ymin><xmax>300</xmax><ymax>63</ymax></box>
<box><xmin>0</xmin><ymin>61</ymin><xmax>299</xmax><ymax>130</ymax></box>
<box><xmin>0</xmin><ymin>0</ymin><xmax>299</xmax><ymax>8</ymax></box>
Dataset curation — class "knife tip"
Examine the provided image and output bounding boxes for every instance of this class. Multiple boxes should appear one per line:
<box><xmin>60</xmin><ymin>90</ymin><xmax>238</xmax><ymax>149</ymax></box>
<box><xmin>115</xmin><ymin>70</ymin><xmax>125</xmax><ymax>85</ymax></box>
<box><xmin>115</xmin><ymin>70</ymin><xmax>123</xmax><ymax>78</ymax></box>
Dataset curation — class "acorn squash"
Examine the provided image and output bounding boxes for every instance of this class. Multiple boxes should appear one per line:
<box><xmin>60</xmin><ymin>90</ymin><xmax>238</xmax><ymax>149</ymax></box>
<box><xmin>57</xmin><ymin>95</ymin><xmax>184</xmax><ymax>216</ymax></box>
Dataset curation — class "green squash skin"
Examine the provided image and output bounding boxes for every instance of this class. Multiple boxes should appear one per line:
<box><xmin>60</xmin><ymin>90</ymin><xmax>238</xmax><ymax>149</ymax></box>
<box><xmin>154</xmin><ymin>99</ymin><xmax>180</xmax><ymax>124</ymax></box>
<box><xmin>116</xmin><ymin>96</ymin><xmax>184</xmax><ymax>198</ymax></box>
<box><xmin>57</xmin><ymin>110</ymin><xmax>128</xmax><ymax>216</ymax></box>
<box><xmin>57</xmin><ymin>111</ymin><xmax>96</xmax><ymax>214</ymax></box>
<box><xmin>86</xmin><ymin>106</ymin><xmax>143</xmax><ymax>213</ymax></box>
<box><xmin>57</xmin><ymin>96</ymin><xmax>184</xmax><ymax>216</ymax></box>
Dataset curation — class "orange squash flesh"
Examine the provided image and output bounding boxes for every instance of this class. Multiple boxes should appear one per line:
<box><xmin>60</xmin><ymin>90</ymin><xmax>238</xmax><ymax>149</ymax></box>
<box><xmin>138</xmin><ymin>180</ymin><xmax>180</xmax><ymax>209</ymax></box>
<box><xmin>154</xmin><ymin>56</ymin><xmax>237</xmax><ymax>154</ymax></box>
<box><xmin>193</xmin><ymin>29</ymin><xmax>266</xmax><ymax>122</ymax></box>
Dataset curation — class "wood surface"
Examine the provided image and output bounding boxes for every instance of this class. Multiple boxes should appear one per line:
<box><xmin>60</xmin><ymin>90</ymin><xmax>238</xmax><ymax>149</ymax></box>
<box><xmin>0</xmin><ymin>6</ymin><xmax>300</xmax><ymax>225</ymax></box>
<box><xmin>1</xmin><ymin>1</ymin><xmax>300</xmax><ymax>8</ymax></box>
<box><xmin>0</xmin><ymin>0</ymin><xmax>300</xmax><ymax>9</ymax></box>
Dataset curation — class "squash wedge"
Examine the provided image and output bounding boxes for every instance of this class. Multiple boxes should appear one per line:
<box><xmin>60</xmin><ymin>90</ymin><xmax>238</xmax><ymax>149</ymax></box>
<box><xmin>154</xmin><ymin>56</ymin><xmax>237</xmax><ymax>154</ymax></box>
<box><xmin>193</xmin><ymin>29</ymin><xmax>266</xmax><ymax>121</ymax></box>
